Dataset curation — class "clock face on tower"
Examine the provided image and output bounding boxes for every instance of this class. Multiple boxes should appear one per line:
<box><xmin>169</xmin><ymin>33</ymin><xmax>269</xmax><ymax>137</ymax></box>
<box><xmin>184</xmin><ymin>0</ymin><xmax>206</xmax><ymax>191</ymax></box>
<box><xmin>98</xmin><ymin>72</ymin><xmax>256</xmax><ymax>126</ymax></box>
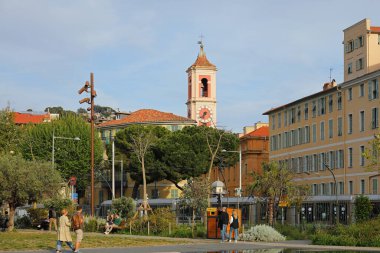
<box><xmin>197</xmin><ymin>106</ymin><xmax>213</xmax><ymax>123</ymax></box>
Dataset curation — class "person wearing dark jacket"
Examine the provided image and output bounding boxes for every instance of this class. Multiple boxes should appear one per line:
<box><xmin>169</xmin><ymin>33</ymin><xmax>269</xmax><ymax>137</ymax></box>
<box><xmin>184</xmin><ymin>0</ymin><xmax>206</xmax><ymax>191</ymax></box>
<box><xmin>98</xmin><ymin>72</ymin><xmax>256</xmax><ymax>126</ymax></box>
<box><xmin>219</xmin><ymin>207</ymin><xmax>229</xmax><ymax>242</ymax></box>
<box><xmin>228</xmin><ymin>211</ymin><xmax>239</xmax><ymax>243</ymax></box>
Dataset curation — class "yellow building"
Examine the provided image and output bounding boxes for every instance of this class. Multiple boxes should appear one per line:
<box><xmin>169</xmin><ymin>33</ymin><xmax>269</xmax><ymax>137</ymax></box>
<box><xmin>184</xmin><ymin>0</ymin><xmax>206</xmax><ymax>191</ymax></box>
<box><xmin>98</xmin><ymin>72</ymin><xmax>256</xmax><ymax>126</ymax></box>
<box><xmin>264</xmin><ymin>18</ymin><xmax>380</xmax><ymax>224</ymax></box>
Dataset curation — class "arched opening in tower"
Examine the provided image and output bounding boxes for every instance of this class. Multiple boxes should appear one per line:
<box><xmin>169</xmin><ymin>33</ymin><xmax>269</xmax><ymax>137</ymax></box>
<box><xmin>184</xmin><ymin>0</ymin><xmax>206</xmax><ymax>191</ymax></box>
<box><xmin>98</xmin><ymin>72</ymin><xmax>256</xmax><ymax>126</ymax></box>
<box><xmin>201</xmin><ymin>78</ymin><xmax>209</xmax><ymax>97</ymax></box>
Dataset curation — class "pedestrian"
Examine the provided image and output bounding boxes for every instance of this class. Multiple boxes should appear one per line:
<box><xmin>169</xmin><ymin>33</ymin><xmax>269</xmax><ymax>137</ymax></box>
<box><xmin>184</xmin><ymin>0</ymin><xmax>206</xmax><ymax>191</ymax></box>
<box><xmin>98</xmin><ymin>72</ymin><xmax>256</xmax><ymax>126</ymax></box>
<box><xmin>56</xmin><ymin>209</ymin><xmax>74</xmax><ymax>253</ymax></box>
<box><xmin>104</xmin><ymin>213</ymin><xmax>122</xmax><ymax>234</ymax></box>
<box><xmin>49</xmin><ymin>207</ymin><xmax>57</xmax><ymax>231</ymax></box>
<box><xmin>228</xmin><ymin>210</ymin><xmax>239</xmax><ymax>243</ymax></box>
<box><xmin>1</xmin><ymin>211</ymin><xmax>9</xmax><ymax>232</ymax></box>
<box><xmin>219</xmin><ymin>207</ymin><xmax>229</xmax><ymax>243</ymax></box>
<box><xmin>71</xmin><ymin>206</ymin><xmax>84</xmax><ymax>253</ymax></box>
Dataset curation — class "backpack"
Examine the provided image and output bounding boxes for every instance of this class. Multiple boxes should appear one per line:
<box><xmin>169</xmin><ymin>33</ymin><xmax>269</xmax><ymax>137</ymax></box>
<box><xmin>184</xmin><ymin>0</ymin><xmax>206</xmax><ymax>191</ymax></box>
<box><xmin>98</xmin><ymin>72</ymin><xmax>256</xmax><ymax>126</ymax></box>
<box><xmin>72</xmin><ymin>214</ymin><xmax>81</xmax><ymax>230</ymax></box>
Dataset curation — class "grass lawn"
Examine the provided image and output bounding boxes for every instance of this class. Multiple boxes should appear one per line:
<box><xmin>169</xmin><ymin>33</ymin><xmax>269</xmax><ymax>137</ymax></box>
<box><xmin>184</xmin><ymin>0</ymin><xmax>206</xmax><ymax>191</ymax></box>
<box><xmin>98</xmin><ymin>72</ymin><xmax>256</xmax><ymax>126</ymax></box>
<box><xmin>0</xmin><ymin>230</ymin><xmax>190</xmax><ymax>251</ymax></box>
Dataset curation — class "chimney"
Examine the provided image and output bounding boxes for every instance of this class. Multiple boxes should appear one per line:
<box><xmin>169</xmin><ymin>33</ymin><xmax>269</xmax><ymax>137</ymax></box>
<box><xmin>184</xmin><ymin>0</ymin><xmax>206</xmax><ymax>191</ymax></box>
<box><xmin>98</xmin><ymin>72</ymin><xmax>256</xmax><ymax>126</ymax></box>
<box><xmin>323</xmin><ymin>79</ymin><xmax>337</xmax><ymax>91</ymax></box>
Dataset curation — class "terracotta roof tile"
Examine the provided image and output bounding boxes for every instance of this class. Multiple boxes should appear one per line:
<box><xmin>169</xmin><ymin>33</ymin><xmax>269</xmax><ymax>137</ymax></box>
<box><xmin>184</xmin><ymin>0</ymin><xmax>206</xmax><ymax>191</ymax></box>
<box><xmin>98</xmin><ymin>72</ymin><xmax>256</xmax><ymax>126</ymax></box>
<box><xmin>13</xmin><ymin>112</ymin><xmax>50</xmax><ymax>124</ymax></box>
<box><xmin>98</xmin><ymin>109</ymin><xmax>196</xmax><ymax>127</ymax></box>
<box><xmin>242</xmin><ymin>126</ymin><xmax>269</xmax><ymax>138</ymax></box>
<box><xmin>371</xmin><ymin>26</ymin><xmax>380</xmax><ymax>33</ymax></box>
<box><xmin>188</xmin><ymin>45</ymin><xmax>216</xmax><ymax>70</ymax></box>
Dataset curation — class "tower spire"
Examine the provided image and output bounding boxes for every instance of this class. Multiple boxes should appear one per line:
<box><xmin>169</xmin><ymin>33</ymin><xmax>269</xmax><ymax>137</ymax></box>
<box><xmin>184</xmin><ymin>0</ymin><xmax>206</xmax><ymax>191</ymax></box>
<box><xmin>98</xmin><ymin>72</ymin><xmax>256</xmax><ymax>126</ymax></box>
<box><xmin>197</xmin><ymin>34</ymin><xmax>205</xmax><ymax>57</ymax></box>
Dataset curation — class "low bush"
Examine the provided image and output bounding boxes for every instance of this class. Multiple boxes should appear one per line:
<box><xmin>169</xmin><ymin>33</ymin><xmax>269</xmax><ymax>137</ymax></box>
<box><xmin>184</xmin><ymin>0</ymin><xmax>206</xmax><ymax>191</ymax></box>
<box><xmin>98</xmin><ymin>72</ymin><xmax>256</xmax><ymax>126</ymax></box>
<box><xmin>274</xmin><ymin>224</ymin><xmax>309</xmax><ymax>240</ymax></box>
<box><xmin>15</xmin><ymin>215</ymin><xmax>32</xmax><ymax>229</ymax></box>
<box><xmin>27</xmin><ymin>208</ymin><xmax>48</xmax><ymax>225</ymax></box>
<box><xmin>312</xmin><ymin>217</ymin><xmax>380</xmax><ymax>246</ymax></box>
<box><xmin>84</xmin><ymin>216</ymin><xmax>106</xmax><ymax>232</ymax></box>
<box><xmin>240</xmin><ymin>224</ymin><xmax>286</xmax><ymax>242</ymax></box>
<box><xmin>171</xmin><ymin>225</ymin><xmax>193</xmax><ymax>238</ymax></box>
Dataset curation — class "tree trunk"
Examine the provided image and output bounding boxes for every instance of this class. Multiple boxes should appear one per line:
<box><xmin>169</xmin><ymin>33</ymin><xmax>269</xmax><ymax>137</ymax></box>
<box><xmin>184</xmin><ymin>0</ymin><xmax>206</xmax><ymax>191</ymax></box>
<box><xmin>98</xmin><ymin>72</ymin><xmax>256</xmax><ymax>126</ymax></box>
<box><xmin>268</xmin><ymin>198</ymin><xmax>274</xmax><ymax>226</ymax></box>
<box><xmin>8</xmin><ymin>204</ymin><xmax>15</xmax><ymax>231</ymax></box>
<box><xmin>192</xmin><ymin>209</ymin><xmax>195</xmax><ymax>238</ymax></box>
<box><xmin>142</xmin><ymin>158</ymin><xmax>148</xmax><ymax>216</ymax></box>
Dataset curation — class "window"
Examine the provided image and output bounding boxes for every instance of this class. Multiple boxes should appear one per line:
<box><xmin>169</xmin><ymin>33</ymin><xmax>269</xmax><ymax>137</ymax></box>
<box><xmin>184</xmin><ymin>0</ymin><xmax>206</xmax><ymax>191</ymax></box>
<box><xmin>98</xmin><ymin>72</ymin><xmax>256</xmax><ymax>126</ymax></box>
<box><xmin>349</xmin><ymin>181</ymin><xmax>353</xmax><ymax>195</ymax></box>
<box><xmin>200</xmin><ymin>78</ymin><xmax>209</xmax><ymax>97</ymax></box>
<box><xmin>356</xmin><ymin>58</ymin><xmax>364</xmax><ymax>71</ymax></box>
<box><xmin>304</xmin><ymin>103</ymin><xmax>309</xmax><ymax>120</ymax></box>
<box><xmin>360</xmin><ymin>111</ymin><xmax>365</xmax><ymax>132</ymax></box>
<box><xmin>278</xmin><ymin>113</ymin><xmax>281</xmax><ymax>128</ymax></box>
<box><xmin>372</xmin><ymin>108</ymin><xmax>379</xmax><ymax>129</ymax></box>
<box><xmin>337</xmin><ymin>92</ymin><xmax>342</xmax><ymax>110</ymax></box>
<box><xmin>339</xmin><ymin>182</ymin><xmax>344</xmax><ymax>195</ymax></box>
<box><xmin>360</xmin><ymin>145</ymin><xmax>365</xmax><ymax>166</ymax></box>
<box><xmin>360</xmin><ymin>179</ymin><xmax>365</xmax><ymax>194</ymax></box>
<box><xmin>348</xmin><ymin>114</ymin><xmax>353</xmax><ymax>134</ymax></box>
<box><xmin>170</xmin><ymin>189</ymin><xmax>178</xmax><ymax>198</ymax></box>
<box><xmin>338</xmin><ymin>117</ymin><xmax>343</xmax><ymax>136</ymax></box>
<box><xmin>318</xmin><ymin>97</ymin><xmax>326</xmax><ymax>115</ymax></box>
<box><xmin>312</xmin><ymin>100</ymin><xmax>316</xmax><ymax>117</ymax></box>
<box><xmin>373</xmin><ymin>179</ymin><xmax>378</xmax><ymax>194</ymax></box>
<box><xmin>348</xmin><ymin>88</ymin><xmax>353</xmax><ymax>100</ymax></box>
<box><xmin>348</xmin><ymin>147</ymin><xmax>353</xmax><ymax>168</ymax></box>
<box><xmin>290</xmin><ymin>108</ymin><xmax>295</xmax><ymax>124</ymax></box>
<box><xmin>338</xmin><ymin>150</ymin><xmax>344</xmax><ymax>168</ymax></box>
<box><xmin>271</xmin><ymin>115</ymin><xmax>275</xmax><ymax>130</ymax></box>
<box><xmin>312</xmin><ymin>124</ymin><xmax>316</xmax><ymax>143</ymax></box>
<box><xmin>358</xmin><ymin>35</ymin><xmax>364</xmax><ymax>47</ymax></box>
<box><xmin>328</xmin><ymin>95</ymin><xmax>333</xmax><ymax>113</ymax></box>
<box><xmin>312</xmin><ymin>154</ymin><xmax>318</xmax><ymax>172</ymax></box>
<box><xmin>347</xmin><ymin>63</ymin><xmax>352</xmax><ymax>74</ymax></box>
<box><xmin>320</xmin><ymin>153</ymin><xmax>325</xmax><ymax>171</ymax></box>
<box><xmin>320</xmin><ymin>121</ymin><xmax>325</xmax><ymax>141</ymax></box>
<box><xmin>305</xmin><ymin>126</ymin><xmax>310</xmax><ymax>143</ymax></box>
<box><xmin>297</xmin><ymin>106</ymin><xmax>301</xmax><ymax>122</ymax></box>
<box><xmin>328</xmin><ymin>119</ymin><xmax>333</xmax><ymax>139</ymax></box>
<box><xmin>284</xmin><ymin>111</ymin><xmax>287</xmax><ymax>126</ymax></box>
<box><xmin>369</xmin><ymin>79</ymin><xmax>379</xmax><ymax>100</ymax></box>
<box><xmin>360</xmin><ymin>83</ymin><xmax>364</xmax><ymax>97</ymax></box>
<box><xmin>346</xmin><ymin>40</ymin><xmax>354</xmax><ymax>53</ymax></box>
<box><xmin>312</xmin><ymin>184</ymin><xmax>318</xmax><ymax>196</ymax></box>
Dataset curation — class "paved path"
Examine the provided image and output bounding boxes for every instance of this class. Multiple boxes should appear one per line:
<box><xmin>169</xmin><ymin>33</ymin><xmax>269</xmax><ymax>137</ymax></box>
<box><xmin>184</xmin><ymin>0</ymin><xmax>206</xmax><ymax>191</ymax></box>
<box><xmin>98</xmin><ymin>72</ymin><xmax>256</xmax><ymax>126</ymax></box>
<box><xmin>3</xmin><ymin>234</ymin><xmax>380</xmax><ymax>252</ymax></box>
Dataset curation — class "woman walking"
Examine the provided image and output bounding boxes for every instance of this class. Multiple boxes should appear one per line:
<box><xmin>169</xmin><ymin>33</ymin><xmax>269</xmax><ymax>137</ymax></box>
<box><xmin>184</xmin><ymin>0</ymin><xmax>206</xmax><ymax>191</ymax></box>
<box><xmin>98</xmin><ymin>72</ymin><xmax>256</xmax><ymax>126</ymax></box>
<box><xmin>56</xmin><ymin>209</ymin><xmax>75</xmax><ymax>253</ymax></box>
<box><xmin>229</xmin><ymin>211</ymin><xmax>239</xmax><ymax>243</ymax></box>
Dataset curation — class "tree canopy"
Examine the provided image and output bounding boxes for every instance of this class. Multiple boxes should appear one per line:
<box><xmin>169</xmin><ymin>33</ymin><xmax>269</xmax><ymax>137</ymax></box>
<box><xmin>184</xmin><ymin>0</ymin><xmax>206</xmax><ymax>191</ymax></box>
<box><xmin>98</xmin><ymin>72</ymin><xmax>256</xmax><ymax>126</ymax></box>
<box><xmin>19</xmin><ymin>114</ymin><xmax>104</xmax><ymax>192</ymax></box>
<box><xmin>0</xmin><ymin>109</ymin><xmax>23</xmax><ymax>154</ymax></box>
<box><xmin>0</xmin><ymin>153</ymin><xmax>63</xmax><ymax>230</ymax></box>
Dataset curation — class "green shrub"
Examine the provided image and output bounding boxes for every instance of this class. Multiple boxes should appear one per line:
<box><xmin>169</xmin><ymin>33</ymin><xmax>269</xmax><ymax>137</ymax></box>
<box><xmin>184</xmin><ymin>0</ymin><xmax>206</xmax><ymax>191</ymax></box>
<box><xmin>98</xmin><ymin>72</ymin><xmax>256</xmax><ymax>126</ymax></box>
<box><xmin>195</xmin><ymin>224</ymin><xmax>206</xmax><ymax>238</ymax></box>
<box><xmin>274</xmin><ymin>224</ymin><xmax>310</xmax><ymax>240</ymax></box>
<box><xmin>149</xmin><ymin>207</ymin><xmax>176</xmax><ymax>234</ymax></box>
<box><xmin>312</xmin><ymin>217</ymin><xmax>380</xmax><ymax>247</ymax></box>
<box><xmin>84</xmin><ymin>216</ymin><xmax>106</xmax><ymax>232</ymax></box>
<box><xmin>355</xmin><ymin>195</ymin><xmax>372</xmax><ymax>222</ymax></box>
<box><xmin>171</xmin><ymin>225</ymin><xmax>193</xmax><ymax>238</ymax></box>
<box><xmin>27</xmin><ymin>208</ymin><xmax>48</xmax><ymax>225</ymax></box>
<box><xmin>15</xmin><ymin>215</ymin><xmax>32</xmax><ymax>229</ymax></box>
<box><xmin>112</xmin><ymin>197</ymin><xmax>136</xmax><ymax>219</ymax></box>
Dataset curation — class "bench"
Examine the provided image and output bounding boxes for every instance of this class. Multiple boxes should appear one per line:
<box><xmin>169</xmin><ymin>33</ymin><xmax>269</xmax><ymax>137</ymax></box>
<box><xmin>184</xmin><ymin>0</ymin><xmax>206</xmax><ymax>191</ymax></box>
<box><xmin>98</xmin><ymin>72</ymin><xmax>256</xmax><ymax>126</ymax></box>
<box><xmin>103</xmin><ymin>220</ymin><xmax>127</xmax><ymax>234</ymax></box>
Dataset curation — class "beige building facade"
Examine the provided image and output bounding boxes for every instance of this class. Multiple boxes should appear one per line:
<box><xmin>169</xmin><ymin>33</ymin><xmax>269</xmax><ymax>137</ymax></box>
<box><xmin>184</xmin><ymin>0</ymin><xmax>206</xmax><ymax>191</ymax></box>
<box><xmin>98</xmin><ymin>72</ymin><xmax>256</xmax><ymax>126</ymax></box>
<box><xmin>264</xmin><ymin>18</ymin><xmax>380</xmax><ymax>224</ymax></box>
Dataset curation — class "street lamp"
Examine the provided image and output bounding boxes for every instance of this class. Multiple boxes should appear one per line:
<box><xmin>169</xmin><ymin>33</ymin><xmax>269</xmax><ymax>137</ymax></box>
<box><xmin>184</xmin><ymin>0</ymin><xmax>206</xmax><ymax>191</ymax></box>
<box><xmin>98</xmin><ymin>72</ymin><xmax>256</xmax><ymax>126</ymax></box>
<box><xmin>324</xmin><ymin>163</ymin><xmax>339</xmax><ymax>224</ymax></box>
<box><xmin>52</xmin><ymin>132</ymin><xmax>80</xmax><ymax>169</ymax></box>
<box><xmin>212</xmin><ymin>180</ymin><xmax>227</xmax><ymax>208</ymax></box>
<box><xmin>222</xmin><ymin>148</ymin><xmax>242</xmax><ymax>210</ymax></box>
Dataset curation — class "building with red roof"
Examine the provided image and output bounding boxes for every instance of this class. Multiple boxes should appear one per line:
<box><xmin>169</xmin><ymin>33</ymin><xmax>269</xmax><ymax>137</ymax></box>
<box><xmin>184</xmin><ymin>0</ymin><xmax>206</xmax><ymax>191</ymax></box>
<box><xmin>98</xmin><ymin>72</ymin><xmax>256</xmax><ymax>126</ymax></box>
<box><xmin>13</xmin><ymin>112</ymin><xmax>51</xmax><ymax>125</ymax></box>
<box><xmin>210</xmin><ymin>123</ymin><xmax>269</xmax><ymax>197</ymax></box>
<box><xmin>97</xmin><ymin>109</ymin><xmax>196</xmax><ymax>144</ymax></box>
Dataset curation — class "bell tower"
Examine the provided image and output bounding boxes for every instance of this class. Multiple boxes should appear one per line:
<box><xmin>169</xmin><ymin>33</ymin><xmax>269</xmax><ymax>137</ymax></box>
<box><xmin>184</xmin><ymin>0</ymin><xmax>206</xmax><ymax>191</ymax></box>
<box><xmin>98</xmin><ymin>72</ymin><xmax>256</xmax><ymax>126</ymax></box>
<box><xmin>186</xmin><ymin>41</ymin><xmax>217</xmax><ymax>127</ymax></box>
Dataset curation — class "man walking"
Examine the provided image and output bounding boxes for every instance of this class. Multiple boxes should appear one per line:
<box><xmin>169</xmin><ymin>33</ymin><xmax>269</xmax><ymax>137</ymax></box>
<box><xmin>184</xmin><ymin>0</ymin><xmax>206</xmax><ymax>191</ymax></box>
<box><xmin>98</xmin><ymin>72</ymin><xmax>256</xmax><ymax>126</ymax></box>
<box><xmin>48</xmin><ymin>208</ymin><xmax>57</xmax><ymax>231</ymax></box>
<box><xmin>220</xmin><ymin>207</ymin><xmax>229</xmax><ymax>243</ymax></box>
<box><xmin>71</xmin><ymin>206</ymin><xmax>84</xmax><ymax>253</ymax></box>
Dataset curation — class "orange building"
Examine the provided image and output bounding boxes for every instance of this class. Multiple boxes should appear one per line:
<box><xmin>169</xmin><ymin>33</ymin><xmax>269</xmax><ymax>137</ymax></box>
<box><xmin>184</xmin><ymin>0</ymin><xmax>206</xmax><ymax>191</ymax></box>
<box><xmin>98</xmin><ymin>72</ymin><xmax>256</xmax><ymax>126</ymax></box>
<box><xmin>211</xmin><ymin>123</ymin><xmax>269</xmax><ymax>197</ymax></box>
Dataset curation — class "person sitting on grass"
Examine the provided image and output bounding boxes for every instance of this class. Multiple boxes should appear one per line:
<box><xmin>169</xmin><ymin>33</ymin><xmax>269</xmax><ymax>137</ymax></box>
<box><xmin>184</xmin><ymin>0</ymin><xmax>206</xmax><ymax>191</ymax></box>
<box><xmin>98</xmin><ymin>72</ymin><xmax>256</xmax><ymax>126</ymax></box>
<box><xmin>104</xmin><ymin>213</ymin><xmax>122</xmax><ymax>234</ymax></box>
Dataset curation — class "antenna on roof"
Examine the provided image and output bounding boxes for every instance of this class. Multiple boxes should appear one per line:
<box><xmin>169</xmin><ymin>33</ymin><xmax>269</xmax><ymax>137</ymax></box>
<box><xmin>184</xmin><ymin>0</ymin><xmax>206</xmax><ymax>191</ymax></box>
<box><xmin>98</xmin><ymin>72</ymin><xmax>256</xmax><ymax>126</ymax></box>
<box><xmin>329</xmin><ymin>67</ymin><xmax>333</xmax><ymax>82</ymax></box>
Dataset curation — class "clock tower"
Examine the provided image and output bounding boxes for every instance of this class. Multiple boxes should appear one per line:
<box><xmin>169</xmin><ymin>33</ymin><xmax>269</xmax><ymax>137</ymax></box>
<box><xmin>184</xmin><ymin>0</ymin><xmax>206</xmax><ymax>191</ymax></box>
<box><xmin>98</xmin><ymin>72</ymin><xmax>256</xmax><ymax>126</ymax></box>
<box><xmin>186</xmin><ymin>41</ymin><xmax>217</xmax><ymax>127</ymax></box>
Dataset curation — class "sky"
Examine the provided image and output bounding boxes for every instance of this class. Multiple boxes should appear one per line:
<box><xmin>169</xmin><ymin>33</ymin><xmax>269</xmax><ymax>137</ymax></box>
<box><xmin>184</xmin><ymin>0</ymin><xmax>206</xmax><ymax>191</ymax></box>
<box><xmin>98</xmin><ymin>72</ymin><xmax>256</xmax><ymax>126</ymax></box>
<box><xmin>1</xmin><ymin>0</ymin><xmax>380</xmax><ymax>133</ymax></box>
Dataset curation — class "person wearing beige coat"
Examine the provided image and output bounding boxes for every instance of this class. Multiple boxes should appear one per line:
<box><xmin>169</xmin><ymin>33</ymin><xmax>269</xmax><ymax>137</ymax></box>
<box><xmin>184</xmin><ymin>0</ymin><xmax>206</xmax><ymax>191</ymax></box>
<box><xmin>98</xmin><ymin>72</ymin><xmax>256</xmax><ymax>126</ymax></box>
<box><xmin>56</xmin><ymin>209</ymin><xmax>74</xmax><ymax>253</ymax></box>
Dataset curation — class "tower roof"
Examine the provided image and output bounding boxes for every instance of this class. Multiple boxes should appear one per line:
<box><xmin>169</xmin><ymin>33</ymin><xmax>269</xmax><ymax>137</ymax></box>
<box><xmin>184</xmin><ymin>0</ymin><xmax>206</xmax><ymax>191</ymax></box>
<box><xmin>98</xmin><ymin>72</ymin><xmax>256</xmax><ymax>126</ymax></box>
<box><xmin>187</xmin><ymin>43</ymin><xmax>216</xmax><ymax>71</ymax></box>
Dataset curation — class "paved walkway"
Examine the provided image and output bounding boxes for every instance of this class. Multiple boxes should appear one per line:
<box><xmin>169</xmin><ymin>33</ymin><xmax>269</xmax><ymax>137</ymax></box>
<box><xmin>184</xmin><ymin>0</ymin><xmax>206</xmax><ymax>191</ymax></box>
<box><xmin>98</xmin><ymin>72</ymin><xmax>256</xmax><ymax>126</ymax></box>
<box><xmin>3</xmin><ymin>233</ymin><xmax>380</xmax><ymax>252</ymax></box>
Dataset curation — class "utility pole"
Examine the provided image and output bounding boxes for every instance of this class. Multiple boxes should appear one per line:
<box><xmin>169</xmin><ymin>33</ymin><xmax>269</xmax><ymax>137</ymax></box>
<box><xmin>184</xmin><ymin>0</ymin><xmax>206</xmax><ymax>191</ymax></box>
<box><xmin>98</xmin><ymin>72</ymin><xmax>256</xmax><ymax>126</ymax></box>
<box><xmin>78</xmin><ymin>72</ymin><xmax>97</xmax><ymax>216</ymax></box>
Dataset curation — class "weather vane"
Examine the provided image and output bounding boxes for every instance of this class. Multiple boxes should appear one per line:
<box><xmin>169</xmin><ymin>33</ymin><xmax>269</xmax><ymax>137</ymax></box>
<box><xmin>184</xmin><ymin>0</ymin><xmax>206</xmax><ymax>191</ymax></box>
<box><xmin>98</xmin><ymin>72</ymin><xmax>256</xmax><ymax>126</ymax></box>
<box><xmin>198</xmin><ymin>34</ymin><xmax>204</xmax><ymax>48</ymax></box>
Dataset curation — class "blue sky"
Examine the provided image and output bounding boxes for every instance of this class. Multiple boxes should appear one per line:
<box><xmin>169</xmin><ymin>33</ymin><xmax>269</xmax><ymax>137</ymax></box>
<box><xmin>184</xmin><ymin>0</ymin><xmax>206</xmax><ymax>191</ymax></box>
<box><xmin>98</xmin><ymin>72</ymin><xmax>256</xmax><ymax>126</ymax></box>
<box><xmin>1</xmin><ymin>0</ymin><xmax>379</xmax><ymax>132</ymax></box>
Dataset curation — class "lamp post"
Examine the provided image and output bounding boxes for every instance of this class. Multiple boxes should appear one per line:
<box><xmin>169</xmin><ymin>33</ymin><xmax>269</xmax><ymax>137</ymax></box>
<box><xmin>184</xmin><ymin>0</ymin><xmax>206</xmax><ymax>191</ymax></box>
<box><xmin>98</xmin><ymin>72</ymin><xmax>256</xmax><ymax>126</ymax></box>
<box><xmin>52</xmin><ymin>132</ymin><xmax>80</xmax><ymax>169</ymax></box>
<box><xmin>324</xmin><ymin>163</ymin><xmax>339</xmax><ymax>224</ymax></box>
<box><xmin>111</xmin><ymin>136</ymin><xmax>124</xmax><ymax>199</ymax></box>
<box><xmin>222</xmin><ymin>148</ymin><xmax>242</xmax><ymax>210</ymax></box>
